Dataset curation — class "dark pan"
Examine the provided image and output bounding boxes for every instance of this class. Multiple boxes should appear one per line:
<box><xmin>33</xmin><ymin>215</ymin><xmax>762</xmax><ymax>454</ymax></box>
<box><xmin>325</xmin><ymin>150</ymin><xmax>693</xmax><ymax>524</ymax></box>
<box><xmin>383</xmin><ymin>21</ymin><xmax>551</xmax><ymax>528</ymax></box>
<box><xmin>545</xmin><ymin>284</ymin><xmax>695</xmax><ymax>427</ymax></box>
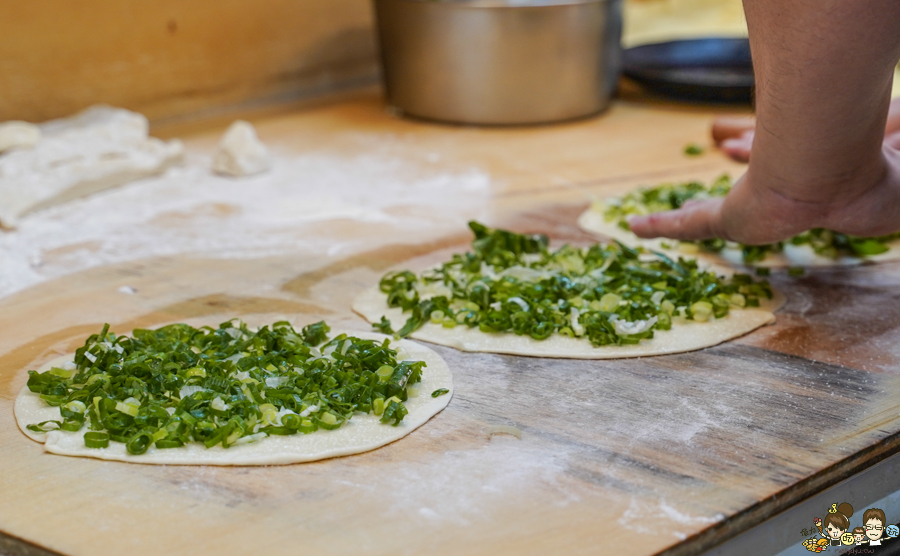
<box><xmin>623</xmin><ymin>37</ymin><xmax>753</xmax><ymax>103</ymax></box>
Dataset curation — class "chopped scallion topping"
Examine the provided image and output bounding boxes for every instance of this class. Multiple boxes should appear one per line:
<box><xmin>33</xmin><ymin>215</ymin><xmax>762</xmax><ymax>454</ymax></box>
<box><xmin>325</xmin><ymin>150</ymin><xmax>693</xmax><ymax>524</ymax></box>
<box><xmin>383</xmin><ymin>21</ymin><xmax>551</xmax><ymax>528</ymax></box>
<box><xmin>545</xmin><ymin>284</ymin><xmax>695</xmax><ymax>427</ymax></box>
<box><xmin>376</xmin><ymin>221</ymin><xmax>772</xmax><ymax>347</ymax></box>
<box><xmin>600</xmin><ymin>175</ymin><xmax>900</xmax><ymax>264</ymax></box>
<box><xmin>25</xmin><ymin>320</ymin><xmax>424</xmax><ymax>454</ymax></box>
<box><xmin>83</xmin><ymin>431</ymin><xmax>110</xmax><ymax>449</ymax></box>
<box><xmin>683</xmin><ymin>143</ymin><xmax>705</xmax><ymax>156</ymax></box>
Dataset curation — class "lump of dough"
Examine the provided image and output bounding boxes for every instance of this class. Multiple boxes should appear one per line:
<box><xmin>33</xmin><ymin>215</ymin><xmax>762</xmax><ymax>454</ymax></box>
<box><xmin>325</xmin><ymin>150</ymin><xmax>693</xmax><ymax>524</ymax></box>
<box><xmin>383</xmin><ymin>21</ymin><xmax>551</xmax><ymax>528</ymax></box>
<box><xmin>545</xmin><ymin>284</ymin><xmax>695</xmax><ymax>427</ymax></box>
<box><xmin>212</xmin><ymin>120</ymin><xmax>272</xmax><ymax>177</ymax></box>
<box><xmin>0</xmin><ymin>106</ymin><xmax>184</xmax><ymax>229</ymax></box>
<box><xmin>0</xmin><ymin>121</ymin><xmax>41</xmax><ymax>153</ymax></box>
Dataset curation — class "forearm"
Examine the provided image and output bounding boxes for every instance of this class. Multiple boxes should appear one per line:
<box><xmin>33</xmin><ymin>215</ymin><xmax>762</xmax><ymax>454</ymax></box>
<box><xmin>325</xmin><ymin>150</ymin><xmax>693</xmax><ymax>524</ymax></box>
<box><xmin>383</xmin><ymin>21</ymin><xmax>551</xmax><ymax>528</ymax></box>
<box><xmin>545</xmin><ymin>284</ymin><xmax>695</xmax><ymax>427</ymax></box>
<box><xmin>629</xmin><ymin>0</ymin><xmax>900</xmax><ymax>243</ymax></box>
<box><xmin>743</xmin><ymin>0</ymin><xmax>900</xmax><ymax>210</ymax></box>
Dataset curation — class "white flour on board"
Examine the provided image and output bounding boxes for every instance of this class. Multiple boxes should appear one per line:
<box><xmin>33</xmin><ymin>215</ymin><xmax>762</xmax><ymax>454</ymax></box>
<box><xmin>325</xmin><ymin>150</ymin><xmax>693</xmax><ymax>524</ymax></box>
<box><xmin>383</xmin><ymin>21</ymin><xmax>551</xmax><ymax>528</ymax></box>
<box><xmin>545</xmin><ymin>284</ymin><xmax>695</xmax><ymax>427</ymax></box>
<box><xmin>619</xmin><ymin>497</ymin><xmax>722</xmax><ymax>537</ymax></box>
<box><xmin>336</xmin><ymin>439</ymin><xmax>580</xmax><ymax>526</ymax></box>
<box><xmin>0</xmin><ymin>150</ymin><xmax>492</xmax><ymax>299</ymax></box>
<box><xmin>0</xmin><ymin>106</ymin><xmax>184</xmax><ymax>228</ymax></box>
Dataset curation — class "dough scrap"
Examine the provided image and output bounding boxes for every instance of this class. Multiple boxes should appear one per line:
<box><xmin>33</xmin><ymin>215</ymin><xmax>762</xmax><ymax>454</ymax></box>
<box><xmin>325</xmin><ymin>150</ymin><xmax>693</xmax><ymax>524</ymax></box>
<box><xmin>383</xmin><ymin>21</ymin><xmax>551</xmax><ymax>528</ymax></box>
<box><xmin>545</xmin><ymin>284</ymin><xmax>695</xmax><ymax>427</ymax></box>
<box><xmin>0</xmin><ymin>121</ymin><xmax>41</xmax><ymax>153</ymax></box>
<box><xmin>577</xmin><ymin>205</ymin><xmax>900</xmax><ymax>268</ymax></box>
<box><xmin>15</xmin><ymin>332</ymin><xmax>452</xmax><ymax>466</ymax></box>
<box><xmin>212</xmin><ymin>120</ymin><xmax>272</xmax><ymax>177</ymax></box>
<box><xmin>0</xmin><ymin>106</ymin><xmax>183</xmax><ymax>229</ymax></box>
<box><xmin>352</xmin><ymin>278</ymin><xmax>782</xmax><ymax>360</ymax></box>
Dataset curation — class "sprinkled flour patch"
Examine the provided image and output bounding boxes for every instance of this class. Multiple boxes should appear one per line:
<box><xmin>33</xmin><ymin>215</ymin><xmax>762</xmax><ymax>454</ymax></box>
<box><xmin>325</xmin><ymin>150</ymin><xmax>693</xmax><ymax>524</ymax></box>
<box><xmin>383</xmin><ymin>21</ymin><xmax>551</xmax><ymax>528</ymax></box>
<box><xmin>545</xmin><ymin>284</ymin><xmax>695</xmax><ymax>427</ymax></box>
<box><xmin>338</xmin><ymin>440</ymin><xmax>578</xmax><ymax>526</ymax></box>
<box><xmin>619</xmin><ymin>498</ymin><xmax>721</xmax><ymax>537</ymax></box>
<box><xmin>0</xmin><ymin>151</ymin><xmax>491</xmax><ymax>299</ymax></box>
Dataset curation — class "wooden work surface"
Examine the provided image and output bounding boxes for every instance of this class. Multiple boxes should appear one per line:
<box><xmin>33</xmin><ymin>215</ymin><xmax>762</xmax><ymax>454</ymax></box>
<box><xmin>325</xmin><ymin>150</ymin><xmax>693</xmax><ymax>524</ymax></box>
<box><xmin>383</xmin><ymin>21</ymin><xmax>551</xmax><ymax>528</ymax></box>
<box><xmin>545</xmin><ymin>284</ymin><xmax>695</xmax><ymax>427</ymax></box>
<box><xmin>2</xmin><ymin>92</ymin><xmax>900</xmax><ymax>556</ymax></box>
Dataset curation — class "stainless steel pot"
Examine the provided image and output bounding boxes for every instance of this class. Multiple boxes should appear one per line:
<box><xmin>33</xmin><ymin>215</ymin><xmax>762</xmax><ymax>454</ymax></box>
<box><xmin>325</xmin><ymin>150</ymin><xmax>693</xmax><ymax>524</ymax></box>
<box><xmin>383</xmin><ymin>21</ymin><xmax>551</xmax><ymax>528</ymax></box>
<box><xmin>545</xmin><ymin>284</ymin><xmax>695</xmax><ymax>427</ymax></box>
<box><xmin>373</xmin><ymin>0</ymin><xmax>623</xmax><ymax>125</ymax></box>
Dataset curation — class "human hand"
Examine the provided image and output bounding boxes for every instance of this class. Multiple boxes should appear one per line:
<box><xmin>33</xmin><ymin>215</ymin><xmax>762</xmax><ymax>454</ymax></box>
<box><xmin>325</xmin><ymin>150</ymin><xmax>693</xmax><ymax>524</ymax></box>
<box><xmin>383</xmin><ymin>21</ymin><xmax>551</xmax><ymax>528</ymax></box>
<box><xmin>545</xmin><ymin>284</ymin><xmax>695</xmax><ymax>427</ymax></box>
<box><xmin>713</xmin><ymin>97</ymin><xmax>900</xmax><ymax>164</ymax></box>
<box><xmin>630</xmin><ymin>0</ymin><xmax>900</xmax><ymax>246</ymax></box>
<box><xmin>712</xmin><ymin>116</ymin><xmax>755</xmax><ymax>163</ymax></box>
<box><xmin>627</xmin><ymin>145</ymin><xmax>900</xmax><ymax>245</ymax></box>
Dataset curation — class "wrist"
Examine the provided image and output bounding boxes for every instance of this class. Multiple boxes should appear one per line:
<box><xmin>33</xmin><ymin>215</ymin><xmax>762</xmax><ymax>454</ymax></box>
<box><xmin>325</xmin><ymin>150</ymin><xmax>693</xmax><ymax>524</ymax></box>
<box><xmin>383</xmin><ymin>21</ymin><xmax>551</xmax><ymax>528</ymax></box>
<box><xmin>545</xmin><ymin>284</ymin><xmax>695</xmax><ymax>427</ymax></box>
<box><xmin>741</xmin><ymin>142</ymin><xmax>889</xmax><ymax>224</ymax></box>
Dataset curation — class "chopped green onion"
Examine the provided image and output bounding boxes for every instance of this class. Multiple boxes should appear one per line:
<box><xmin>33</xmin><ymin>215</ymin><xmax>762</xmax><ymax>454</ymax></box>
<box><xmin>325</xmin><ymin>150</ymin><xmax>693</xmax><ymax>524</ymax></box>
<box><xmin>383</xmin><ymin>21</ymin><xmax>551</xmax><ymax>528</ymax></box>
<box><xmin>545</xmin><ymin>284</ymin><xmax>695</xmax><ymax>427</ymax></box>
<box><xmin>49</xmin><ymin>367</ymin><xmax>76</xmax><ymax>379</ymax></box>
<box><xmin>115</xmin><ymin>401</ymin><xmax>140</xmax><ymax>417</ymax></box>
<box><xmin>431</xmin><ymin>388</ymin><xmax>450</xmax><ymax>398</ymax></box>
<box><xmin>301</xmin><ymin>321</ymin><xmax>331</xmax><ymax>346</ymax></box>
<box><xmin>380</xmin><ymin>397</ymin><xmax>408</xmax><ymax>426</ymax></box>
<box><xmin>63</xmin><ymin>400</ymin><xmax>87</xmax><ymax>414</ymax></box>
<box><xmin>656</xmin><ymin>311</ymin><xmax>672</xmax><ymax>330</ymax></box>
<box><xmin>263</xmin><ymin>426</ymin><xmax>296</xmax><ymax>436</ymax></box>
<box><xmin>375</xmin><ymin>221</ymin><xmax>772</xmax><ymax>347</ymax></box>
<box><xmin>184</xmin><ymin>367</ymin><xmax>205</xmax><ymax>378</ymax></box>
<box><xmin>315</xmin><ymin>412</ymin><xmax>344</xmax><ymax>430</ymax></box>
<box><xmin>684</xmin><ymin>143</ymin><xmax>704</xmax><ymax>156</ymax></box>
<box><xmin>26</xmin><ymin>420</ymin><xmax>61</xmax><ymax>433</ymax></box>
<box><xmin>155</xmin><ymin>439</ymin><xmax>184</xmax><ymax>449</ymax></box>
<box><xmin>597</xmin><ymin>293</ymin><xmax>622</xmax><ymax>312</ymax></box>
<box><xmin>60</xmin><ymin>421</ymin><xmax>83</xmax><ymax>432</ymax></box>
<box><xmin>320</xmin><ymin>412</ymin><xmax>338</xmax><ymax>425</ymax></box>
<box><xmin>371</xmin><ymin>316</ymin><xmax>394</xmax><ymax>335</ymax></box>
<box><xmin>84</xmin><ymin>431</ymin><xmax>109</xmax><ymax>449</ymax></box>
<box><xmin>281</xmin><ymin>414</ymin><xmax>301</xmax><ymax>429</ymax></box>
<box><xmin>376</xmin><ymin>365</ymin><xmax>394</xmax><ymax>381</ymax></box>
<box><xmin>849</xmin><ymin>238</ymin><xmax>890</xmax><ymax>256</ymax></box>
<box><xmin>126</xmin><ymin>432</ymin><xmax>153</xmax><ymax>455</ymax></box>
<box><xmin>691</xmin><ymin>301</ymin><xmax>713</xmax><ymax>322</ymax></box>
<box><xmin>24</xmin><ymin>320</ymin><xmax>426</xmax><ymax>455</ymax></box>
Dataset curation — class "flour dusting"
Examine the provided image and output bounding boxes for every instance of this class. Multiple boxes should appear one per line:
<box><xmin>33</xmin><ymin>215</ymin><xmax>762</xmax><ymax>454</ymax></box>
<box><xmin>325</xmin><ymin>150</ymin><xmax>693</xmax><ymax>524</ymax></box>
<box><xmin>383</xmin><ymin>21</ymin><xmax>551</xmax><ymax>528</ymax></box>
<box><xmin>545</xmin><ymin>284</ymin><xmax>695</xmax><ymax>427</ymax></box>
<box><xmin>0</xmin><ymin>150</ymin><xmax>492</xmax><ymax>299</ymax></box>
<box><xmin>340</xmin><ymin>440</ymin><xmax>578</xmax><ymax>526</ymax></box>
<box><xmin>619</xmin><ymin>497</ymin><xmax>721</xmax><ymax>537</ymax></box>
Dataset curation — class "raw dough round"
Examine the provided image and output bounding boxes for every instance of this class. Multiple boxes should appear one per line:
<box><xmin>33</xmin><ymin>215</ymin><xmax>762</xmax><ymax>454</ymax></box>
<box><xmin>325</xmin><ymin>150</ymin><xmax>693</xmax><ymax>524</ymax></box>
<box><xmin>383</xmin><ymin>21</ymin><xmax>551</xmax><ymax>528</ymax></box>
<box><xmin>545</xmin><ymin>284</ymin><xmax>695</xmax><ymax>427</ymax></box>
<box><xmin>15</xmin><ymin>332</ymin><xmax>452</xmax><ymax>466</ymax></box>
<box><xmin>578</xmin><ymin>205</ymin><xmax>900</xmax><ymax>268</ymax></box>
<box><xmin>352</xmin><ymin>281</ymin><xmax>782</xmax><ymax>360</ymax></box>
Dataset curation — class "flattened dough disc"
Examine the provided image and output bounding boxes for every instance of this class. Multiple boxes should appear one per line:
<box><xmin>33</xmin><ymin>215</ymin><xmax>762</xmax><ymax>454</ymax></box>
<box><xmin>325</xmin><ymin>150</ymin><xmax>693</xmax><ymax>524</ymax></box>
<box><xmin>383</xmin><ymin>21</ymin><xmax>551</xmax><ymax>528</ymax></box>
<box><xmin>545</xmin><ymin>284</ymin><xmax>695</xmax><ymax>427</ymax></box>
<box><xmin>353</xmin><ymin>284</ymin><xmax>782</xmax><ymax>360</ymax></box>
<box><xmin>15</xmin><ymin>332</ymin><xmax>452</xmax><ymax>466</ymax></box>
<box><xmin>577</xmin><ymin>205</ymin><xmax>900</xmax><ymax>268</ymax></box>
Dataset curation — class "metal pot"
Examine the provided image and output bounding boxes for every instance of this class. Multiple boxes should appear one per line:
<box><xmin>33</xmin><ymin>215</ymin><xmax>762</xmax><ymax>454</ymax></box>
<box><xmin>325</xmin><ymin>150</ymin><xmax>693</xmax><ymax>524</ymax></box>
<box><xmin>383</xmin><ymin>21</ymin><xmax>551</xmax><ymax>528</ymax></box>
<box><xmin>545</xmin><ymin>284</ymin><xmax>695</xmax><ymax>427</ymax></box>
<box><xmin>373</xmin><ymin>0</ymin><xmax>623</xmax><ymax>125</ymax></box>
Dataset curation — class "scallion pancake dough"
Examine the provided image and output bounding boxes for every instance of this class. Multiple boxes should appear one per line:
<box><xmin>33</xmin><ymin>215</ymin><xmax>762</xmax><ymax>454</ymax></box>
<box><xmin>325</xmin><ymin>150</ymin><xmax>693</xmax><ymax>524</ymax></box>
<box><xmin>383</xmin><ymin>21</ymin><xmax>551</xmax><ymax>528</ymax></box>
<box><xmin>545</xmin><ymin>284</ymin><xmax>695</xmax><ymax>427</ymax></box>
<box><xmin>15</xmin><ymin>332</ymin><xmax>452</xmax><ymax>466</ymax></box>
<box><xmin>352</xmin><ymin>281</ymin><xmax>783</xmax><ymax>360</ymax></box>
<box><xmin>578</xmin><ymin>204</ymin><xmax>900</xmax><ymax>268</ymax></box>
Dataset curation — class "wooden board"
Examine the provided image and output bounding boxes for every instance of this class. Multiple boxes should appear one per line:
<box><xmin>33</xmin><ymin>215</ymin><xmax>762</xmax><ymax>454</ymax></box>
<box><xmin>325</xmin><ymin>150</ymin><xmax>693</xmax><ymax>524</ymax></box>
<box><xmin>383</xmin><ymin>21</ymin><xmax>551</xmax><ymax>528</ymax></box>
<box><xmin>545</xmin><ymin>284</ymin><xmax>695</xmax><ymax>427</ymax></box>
<box><xmin>2</xmin><ymin>93</ymin><xmax>900</xmax><ymax>556</ymax></box>
<box><xmin>3</xmin><ymin>241</ymin><xmax>900</xmax><ymax>556</ymax></box>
